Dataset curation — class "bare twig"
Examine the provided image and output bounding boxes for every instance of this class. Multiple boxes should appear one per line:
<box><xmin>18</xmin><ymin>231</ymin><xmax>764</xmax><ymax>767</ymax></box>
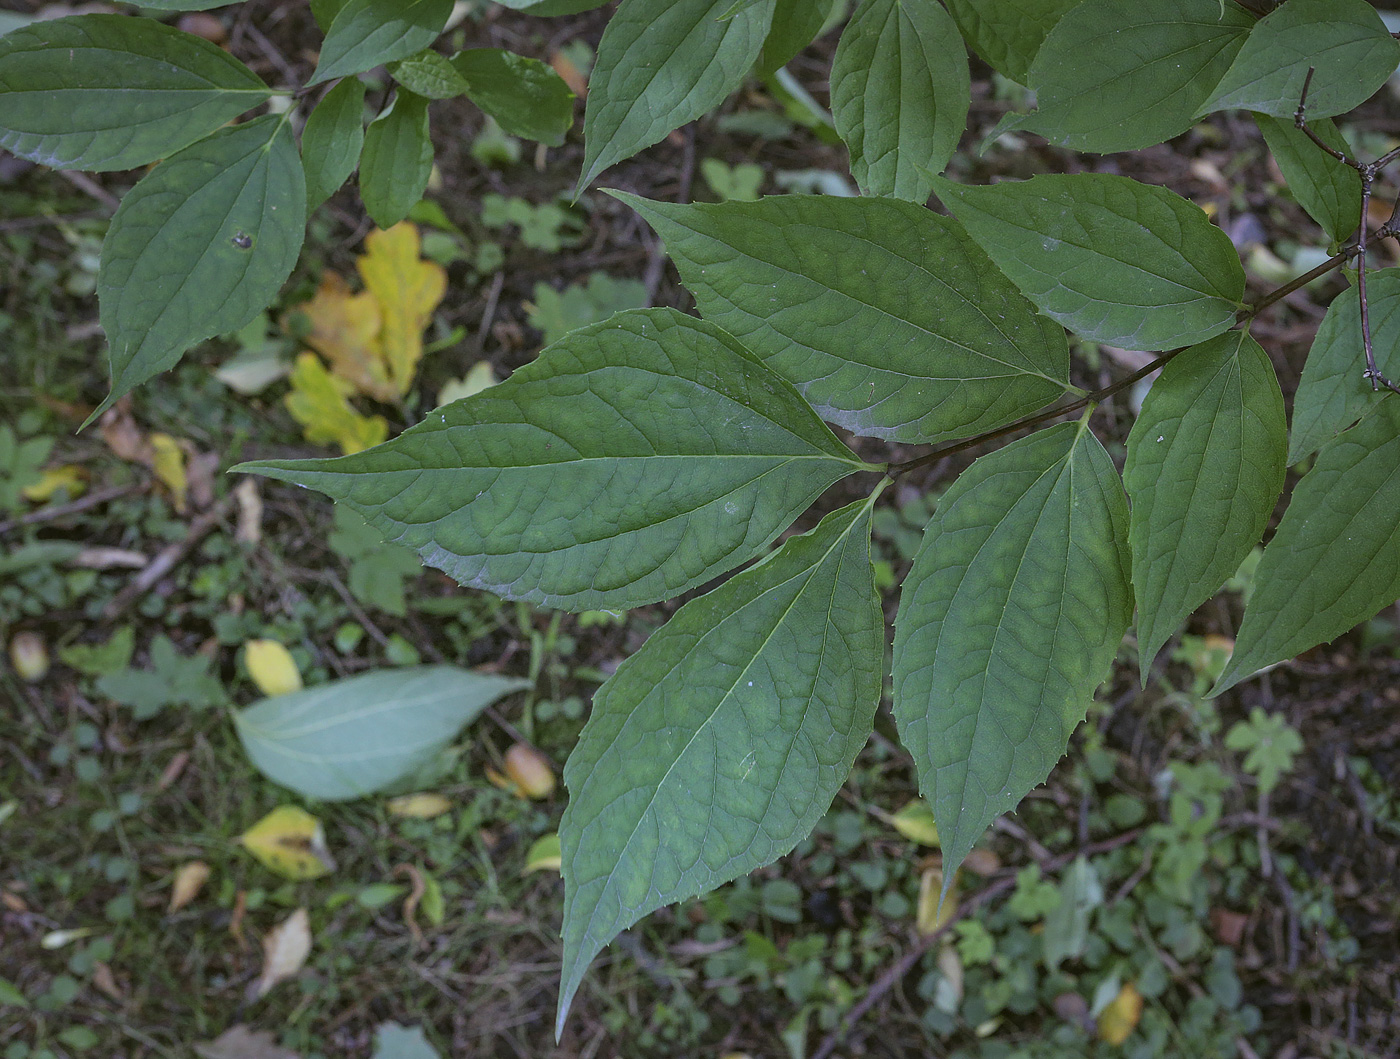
<box><xmin>102</xmin><ymin>495</ymin><xmax>235</xmax><ymax>619</ymax></box>
<box><xmin>0</xmin><ymin>483</ymin><xmax>144</xmax><ymax>537</ymax></box>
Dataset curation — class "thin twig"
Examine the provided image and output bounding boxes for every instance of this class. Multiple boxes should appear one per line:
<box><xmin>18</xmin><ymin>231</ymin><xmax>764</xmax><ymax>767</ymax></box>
<box><xmin>102</xmin><ymin>495</ymin><xmax>235</xmax><ymax>619</ymax></box>
<box><xmin>0</xmin><ymin>483</ymin><xmax>144</xmax><ymax>537</ymax></box>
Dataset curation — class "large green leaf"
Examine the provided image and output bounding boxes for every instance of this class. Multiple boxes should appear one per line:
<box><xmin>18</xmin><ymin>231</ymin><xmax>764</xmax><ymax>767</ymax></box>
<box><xmin>1213</xmin><ymin>400</ymin><xmax>1400</xmax><ymax>696</ymax></box>
<box><xmin>578</xmin><ymin>0</ymin><xmax>776</xmax><ymax>191</ymax></box>
<box><xmin>493</xmin><ymin>0</ymin><xmax>608</xmax><ymax>12</ymax></box>
<box><xmin>309</xmin><ymin>0</ymin><xmax>455</xmax><ymax>86</ymax></box>
<box><xmin>451</xmin><ymin>49</ymin><xmax>575</xmax><ymax>146</ymax></box>
<box><xmin>892</xmin><ymin>422</ymin><xmax>1132</xmax><ymax>878</ymax></box>
<box><xmin>302</xmin><ymin>76</ymin><xmax>366</xmax><ymax>212</ymax></box>
<box><xmin>1198</xmin><ymin>0</ymin><xmax>1400</xmax><ymax>120</ymax></box>
<box><xmin>558</xmin><ymin>495</ymin><xmax>884</xmax><ymax>1033</ymax></box>
<box><xmin>0</xmin><ymin>14</ymin><xmax>269</xmax><ymax>172</ymax></box>
<box><xmin>95</xmin><ymin>115</ymin><xmax>305</xmax><ymax>417</ymax></box>
<box><xmin>758</xmin><ymin>0</ymin><xmax>839</xmax><ymax>74</ymax></box>
<box><xmin>941</xmin><ymin>0</ymin><xmax>1080</xmax><ymax>83</ymax></box>
<box><xmin>830</xmin><ymin>0</ymin><xmax>969</xmax><ymax>199</ymax></box>
<box><xmin>1287</xmin><ymin>270</ymin><xmax>1400</xmax><ymax>465</ymax></box>
<box><xmin>619</xmin><ymin>192</ymin><xmax>1070</xmax><ymax>444</ymax></box>
<box><xmin>934</xmin><ymin>173</ymin><xmax>1246</xmax><ymax>350</ymax></box>
<box><xmin>1255</xmin><ymin>115</ymin><xmax>1361</xmax><ymax>246</ymax></box>
<box><xmin>1007</xmin><ymin>0</ymin><xmax>1252</xmax><ymax>154</ymax></box>
<box><xmin>1124</xmin><ymin>332</ymin><xmax>1286</xmax><ymax>678</ymax></box>
<box><xmin>235</xmin><ymin>666</ymin><xmax>529</xmax><ymax>800</ymax></box>
<box><xmin>235</xmin><ymin>309</ymin><xmax>873</xmax><ymax>612</ymax></box>
<box><xmin>359</xmin><ymin>90</ymin><xmax>432</xmax><ymax>228</ymax></box>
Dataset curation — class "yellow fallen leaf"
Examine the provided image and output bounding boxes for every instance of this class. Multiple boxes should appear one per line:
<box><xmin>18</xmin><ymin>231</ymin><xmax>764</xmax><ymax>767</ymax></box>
<box><xmin>240</xmin><ymin>806</ymin><xmax>336</xmax><ymax>880</ymax></box>
<box><xmin>21</xmin><ymin>465</ymin><xmax>87</xmax><ymax>503</ymax></box>
<box><xmin>435</xmin><ymin>360</ymin><xmax>498</xmax><ymax>407</ymax></box>
<box><xmin>284</xmin><ymin>352</ymin><xmax>388</xmax><ymax>456</ymax></box>
<box><xmin>298</xmin><ymin>271</ymin><xmax>392</xmax><ymax>402</ymax></box>
<box><xmin>244</xmin><ymin>639</ymin><xmax>302</xmax><ymax>697</ymax></box>
<box><xmin>148</xmin><ymin>433</ymin><xmax>189</xmax><ymax>514</ymax></box>
<box><xmin>253</xmin><ymin>907</ymin><xmax>311</xmax><ymax>999</ymax></box>
<box><xmin>386</xmin><ymin>793</ymin><xmax>452</xmax><ymax>819</ymax></box>
<box><xmin>891</xmin><ymin>798</ymin><xmax>940</xmax><ymax>846</ymax></box>
<box><xmin>357</xmin><ymin>223</ymin><xmax>447</xmax><ymax>397</ymax></box>
<box><xmin>168</xmin><ymin>860</ymin><xmax>211</xmax><ymax>913</ymax></box>
<box><xmin>1097</xmin><ymin>981</ymin><xmax>1143</xmax><ymax>1045</ymax></box>
<box><xmin>503</xmin><ymin>743</ymin><xmax>555</xmax><ymax>799</ymax></box>
<box><xmin>917</xmin><ymin>866</ymin><xmax>960</xmax><ymax>935</ymax></box>
<box><xmin>524</xmin><ymin>832</ymin><xmax>562</xmax><ymax>873</ymax></box>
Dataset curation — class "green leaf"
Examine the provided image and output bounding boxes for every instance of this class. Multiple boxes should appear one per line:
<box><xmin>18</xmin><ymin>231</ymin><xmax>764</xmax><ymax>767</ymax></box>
<box><xmin>1007</xmin><ymin>0</ymin><xmax>1253</xmax><ymax>154</ymax></box>
<box><xmin>578</xmin><ymin>0</ymin><xmax>776</xmax><ymax>191</ymax></box>
<box><xmin>126</xmin><ymin>1</ymin><xmax>242</xmax><ymax>8</ymax></box>
<box><xmin>303</xmin><ymin>76</ymin><xmax>366</xmax><ymax>212</ymax></box>
<box><xmin>1041</xmin><ymin>856</ymin><xmax>1103</xmax><ymax>971</ymax></box>
<box><xmin>371</xmin><ymin>1022</ymin><xmax>442</xmax><ymax>1059</ymax></box>
<box><xmin>390</xmin><ymin>49</ymin><xmax>471</xmax><ymax>100</ymax></box>
<box><xmin>830</xmin><ymin>0</ymin><xmax>969</xmax><ymax>198</ymax></box>
<box><xmin>934</xmin><ymin>173</ymin><xmax>1246</xmax><ymax>350</ymax></box>
<box><xmin>0</xmin><ymin>977</ymin><xmax>28</xmax><ymax>1008</ymax></box>
<box><xmin>1288</xmin><ymin>271</ymin><xmax>1400</xmax><ymax>465</ymax></box>
<box><xmin>95</xmin><ymin>634</ymin><xmax>225</xmax><ymax>720</ymax></box>
<box><xmin>892</xmin><ymin>422</ymin><xmax>1133</xmax><ymax>877</ymax></box>
<box><xmin>941</xmin><ymin>0</ymin><xmax>1080</xmax><ymax>83</ymax></box>
<box><xmin>1213</xmin><ymin>400</ymin><xmax>1400</xmax><ymax>696</ymax></box>
<box><xmin>1124</xmin><ymin>332</ymin><xmax>1286</xmax><ymax>678</ymax></box>
<box><xmin>236</xmin><ymin>666</ymin><xmax>529</xmax><ymax>801</ymax></box>
<box><xmin>234</xmin><ymin>309</ymin><xmax>872</xmax><ymax>612</ymax></box>
<box><xmin>619</xmin><ymin>192</ymin><xmax>1070</xmax><ymax>444</ymax></box>
<box><xmin>1255</xmin><ymin>114</ymin><xmax>1361</xmax><ymax>246</ymax></box>
<box><xmin>96</xmin><ymin>115</ymin><xmax>305</xmax><ymax>415</ymax></box>
<box><xmin>558</xmin><ymin>495</ymin><xmax>884</xmax><ymax>1033</ymax></box>
<box><xmin>1198</xmin><ymin>0</ymin><xmax>1400</xmax><ymax>120</ymax></box>
<box><xmin>359</xmin><ymin>90</ymin><xmax>433</xmax><ymax>228</ymax></box>
<box><xmin>758</xmin><ymin>0</ymin><xmax>838</xmax><ymax>74</ymax></box>
<box><xmin>309</xmin><ymin>0</ymin><xmax>455</xmax><ymax>86</ymax></box>
<box><xmin>451</xmin><ymin>49</ymin><xmax>576</xmax><ymax>146</ymax></box>
<box><xmin>493</xmin><ymin>0</ymin><xmax>608</xmax><ymax>12</ymax></box>
<box><xmin>58</xmin><ymin>626</ymin><xmax>135</xmax><ymax>677</ymax></box>
<box><xmin>311</xmin><ymin>0</ymin><xmax>349</xmax><ymax>32</ymax></box>
<box><xmin>0</xmin><ymin>13</ymin><xmax>269</xmax><ymax>171</ymax></box>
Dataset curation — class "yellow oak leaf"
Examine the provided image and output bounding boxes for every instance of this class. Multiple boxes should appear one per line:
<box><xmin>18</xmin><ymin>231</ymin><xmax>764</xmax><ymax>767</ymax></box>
<box><xmin>297</xmin><ymin>271</ymin><xmax>392</xmax><ymax>402</ymax></box>
<box><xmin>284</xmin><ymin>352</ymin><xmax>388</xmax><ymax>455</ymax></box>
<box><xmin>357</xmin><ymin>222</ymin><xmax>447</xmax><ymax>397</ymax></box>
<box><xmin>240</xmin><ymin>806</ymin><xmax>336</xmax><ymax>881</ymax></box>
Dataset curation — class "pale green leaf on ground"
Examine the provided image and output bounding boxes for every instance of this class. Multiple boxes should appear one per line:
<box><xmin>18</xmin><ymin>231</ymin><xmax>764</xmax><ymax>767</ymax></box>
<box><xmin>941</xmin><ymin>0</ymin><xmax>1080</xmax><ymax>83</ymax></box>
<box><xmin>758</xmin><ymin>0</ymin><xmax>838</xmax><ymax>74</ymax></box>
<box><xmin>452</xmin><ymin>49</ymin><xmax>575</xmax><ymax>146</ymax></box>
<box><xmin>0</xmin><ymin>14</ymin><xmax>269</xmax><ymax>171</ymax></box>
<box><xmin>1124</xmin><ymin>332</ymin><xmax>1286</xmax><ymax>679</ymax></box>
<box><xmin>1288</xmin><ymin>270</ymin><xmax>1400</xmax><ymax>464</ymax></box>
<box><xmin>578</xmin><ymin>0</ymin><xmax>776</xmax><ymax>191</ymax></box>
<box><xmin>235</xmin><ymin>309</ymin><xmax>873</xmax><ymax>612</ymax></box>
<box><xmin>831</xmin><ymin>0</ymin><xmax>969</xmax><ymax>199</ymax></box>
<box><xmin>893</xmin><ymin>422</ymin><xmax>1133</xmax><ymax>879</ymax></box>
<box><xmin>370</xmin><ymin>1022</ymin><xmax>442</xmax><ymax>1059</ymax></box>
<box><xmin>1198</xmin><ymin>0</ymin><xmax>1400</xmax><ymax>120</ymax></box>
<box><xmin>235</xmin><ymin>666</ymin><xmax>529</xmax><ymax>801</ymax></box>
<box><xmin>359</xmin><ymin>90</ymin><xmax>432</xmax><ymax>228</ymax></box>
<box><xmin>1007</xmin><ymin>0</ymin><xmax>1252</xmax><ymax>154</ymax></box>
<box><xmin>1213</xmin><ymin>400</ymin><xmax>1400</xmax><ymax>696</ymax></box>
<box><xmin>303</xmin><ymin>76</ymin><xmax>366</xmax><ymax>212</ymax></box>
<box><xmin>934</xmin><ymin>173</ymin><xmax>1245</xmax><ymax>350</ymax></box>
<box><xmin>96</xmin><ymin>115</ymin><xmax>305</xmax><ymax>418</ymax></box>
<box><xmin>558</xmin><ymin>495</ymin><xmax>885</xmax><ymax>1034</ymax></box>
<box><xmin>1255</xmin><ymin>115</ymin><xmax>1361</xmax><ymax>246</ymax></box>
<box><xmin>309</xmin><ymin>0</ymin><xmax>455</xmax><ymax>86</ymax></box>
<box><xmin>619</xmin><ymin>192</ymin><xmax>1070</xmax><ymax>444</ymax></box>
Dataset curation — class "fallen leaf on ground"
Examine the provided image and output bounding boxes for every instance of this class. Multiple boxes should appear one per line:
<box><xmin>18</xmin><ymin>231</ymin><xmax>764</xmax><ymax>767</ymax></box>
<box><xmin>252</xmin><ymin>907</ymin><xmax>312</xmax><ymax>999</ymax></box>
<box><xmin>148</xmin><ymin>433</ymin><xmax>189</xmax><ymax>513</ymax></box>
<box><xmin>917</xmin><ymin>867</ymin><xmax>960</xmax><ymax>935</ymax></box>
<box><xmin>358</xmin><ymin>223</ymin><xmax>447</xmax><ymax>398</ymax></box>
<box><xmin>298</xmin><ymin>271</ymin><xmax>390</xmax><ymax>401</ymax></box>
<box><xmin>283</xmin><ymin>352</ymin><xmax>388</xmax><ymax>456</ymax></box>
<box><xmin>371</xmin><ymin>1021</ymin><xmax>441</xmax><ymax>1059</ymax></box>
<box><xmin>1097</xmin><ymin>981</ymin><xmax>1143</xmax><ymax>1044</ymax></box>
<box><xmin>891</xmin><ymin>799</ymin><xmax>940</xmax><ymax>846</ymax></box>
<box><xmin>502</xmin><ymin>743</ymin><xmax>555</xmax><ymax>799</ymax></box>
<box><xmin>435</xmin><ymin>360</ymin><xmax>497</xmax><ymax>407</ymax></box>
<box><xmin>524</xmin><ymin>832</ymin><xmax>561</xmax><ymax>874</ymax></box>
<box><xmin>21</xmin><ymin>464</ymin><xmax>87</xmax><ymax>503</ymax></box>
<box><xmin>195</xmin><ymin>1024</ymin><xmax>301</xmax><ymax>1059</ymax></box>
<box><xmin>168</xmin><ymin>861</ymin><xmax>211</xmax><ymax>913</ymax></box>
<box><xmin>240</xmin><ymin>806</ymin><xmax>335</xmax><ymax>880</ymax></box>
<box><xmin>244</xmin><ymin>640</ymin><xmax>302</xmax><ymax>697</ymax></box>
<box><xmin>387</xmin><ymin>793</ymin><xmax>452</xmax><ymax>819</ymax></box>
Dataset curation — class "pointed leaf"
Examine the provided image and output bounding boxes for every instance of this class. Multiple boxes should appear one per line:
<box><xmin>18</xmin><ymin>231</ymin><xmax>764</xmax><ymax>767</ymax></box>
<box><xmin>619</xmin><ymin>192</ymin><xmax>1070</xmax><ymax>444</ymax></box>
<box><xmin>893</xmin><ymin>423</ymin><xmax>1133</xmax><ymax>876</ymax></box>
<box><xmin>1009</xmin><ymin>0</ymin><xmax>1253</xmax><ymax>154</ymax></box>
<box><xmin>941</xmin><ymin>0</ymin><xmax>1080</xmax><ymax>83</ymax></box>
<box><xmin>97</xmin><ymin>115</ymin><xmax>305</xmax><ymax>412</ymax></box>
<box><xmin>934</xmin><ymin>173</ymin><xmax>1246</xmax><ymax>350</ymax></box>
<box><xmin>235</xmin><ymin>665</ymin><xmax>529</xmax><ymax>800</ymax></box>
<box><xmin>558</xmin><ymin>496</ymin><xmax>884</xmax><ymax>1032</ymax></box>
<box><xmin>0</xmin><ymin>14</ymin><xmax>269</xmax><ymax>172</ymax></box>
<box><xmin>309</xmin><ymin>0</ymin><xmax>455</xmax><ymax>86</ymax></box>
<box><xmin>1213</xmin><ymin>400</ymin><xmax>1400</xmax><ymax>695</ymax></box>
<box><xmin>578</xmin><ymin>0</ymin><xmax>776</xmax><ymax>190</ymax></box>
<box><xmin>1255</xmin><ymin>115</ymin><xmax>1361</xmax><ymax>246</ymax></box>
<box><xmin>1199</xmin><ymin>0</ymin><xmax>1400</xmax><ymax>120</ymax></box>
<box><xmin>758</xmin><ymin>0</ymin><xmax>838</xmax><ymax>74</ymax></box>
<box><xmin>1288</xmin><ymin>270</ymin><xmax>1400</xmax><ymax>464</ymax></box>
<box><xmin>359</xmin><ymin>91</ymin><xmax>433</xmax><ymax>229</ymax></box>
<box><xmin>235</xmin><ymin>309</ymin><xmax>872</xmax><ymax>611</ymax></box>
<box><xmin>303</xmin><ymin>76</ymin><xmax>366</xmax><ymax>212</ymax></box>
<box><xmin>451</xmin><ymin>49</ymin><xmax>575</xmax><ymax>146</ymax></box>
<box><xmin>831</xmin><ymin>0</ymin><xmax>969</xmax><ymax>198</ymax></box>
<box><xmin>1125</xmin><ymin>333</ymin><xmax>1285</xmax><ymax>677</ymax></box>
<box><xmin>390</xmin><ymin>49</ymin><xmax>472</xmax><ymax>100</ymax></box>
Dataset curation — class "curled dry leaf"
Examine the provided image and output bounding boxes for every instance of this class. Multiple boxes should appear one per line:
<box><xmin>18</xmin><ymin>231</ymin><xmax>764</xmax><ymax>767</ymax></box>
<box><xmin>253</xmin><ymin>907</ymin><xmax>312</xmax><ymax>1000</ymax></box>
<box><xmin>168</xmin><ymin>860</ymin><xmax>211</xmax><ymax>913</ymax></box>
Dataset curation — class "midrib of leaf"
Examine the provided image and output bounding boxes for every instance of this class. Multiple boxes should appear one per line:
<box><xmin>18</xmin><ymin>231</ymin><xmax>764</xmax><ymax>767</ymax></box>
<box><xmin>238</xmin><ymin>690</ymin><xmax>465</xmax><ymax>739</ymax></box>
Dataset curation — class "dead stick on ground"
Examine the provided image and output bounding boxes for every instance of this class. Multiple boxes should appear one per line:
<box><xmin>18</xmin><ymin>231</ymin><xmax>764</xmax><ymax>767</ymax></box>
<box><xmin>0</xmin><ymin>483</ymin><xmax>144</xmax><ymax>537</ymax></box>
<box><xmin>102</xmin><ymin>494</ymin><xmax>235</xmax><ymax>620</ymax></box>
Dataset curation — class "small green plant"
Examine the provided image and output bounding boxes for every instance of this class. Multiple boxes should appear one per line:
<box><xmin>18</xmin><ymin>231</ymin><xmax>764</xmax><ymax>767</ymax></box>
<box><xmin>1225</xmin><ymin>707</ymin><xmax>1304</xmax><ymax>796</ymax></box>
